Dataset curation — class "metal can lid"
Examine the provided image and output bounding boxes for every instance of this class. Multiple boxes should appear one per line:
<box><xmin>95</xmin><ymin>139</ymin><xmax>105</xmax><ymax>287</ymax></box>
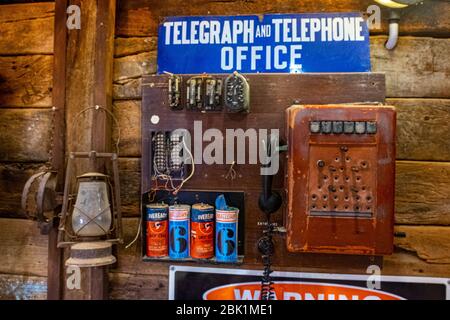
<box><xmin>146</xmin><ymin>203</ymin><xmax>169</xmax><ymax>209</ymax></box>
<box><xmin>192</xmin><ymin>203</ymin><xmax>214</xmax><ymax>211</ymax></box>
<box><xmin>169</xmin><ymin>204</ymin><xmax>191</xmax><ymax>211</ymax></box>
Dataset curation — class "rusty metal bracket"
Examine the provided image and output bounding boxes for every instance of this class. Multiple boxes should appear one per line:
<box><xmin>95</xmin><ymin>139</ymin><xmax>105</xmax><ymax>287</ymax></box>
<box><xmin>21</xmin><ymin>170</ymin><xmax>59</xmax><ymax>233</ymax></box>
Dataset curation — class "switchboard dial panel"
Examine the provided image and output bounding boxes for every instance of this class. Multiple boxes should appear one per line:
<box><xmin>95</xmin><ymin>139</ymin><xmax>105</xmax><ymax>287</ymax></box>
<box><xmin>286</xmin><ymin>104</ymin><xmax>396</xmax><ymax>256</ymax></box>
<box><xmin>309</xmin><ymin>144</ymin><xmax>376</xmax><ymax>218</ymax></box>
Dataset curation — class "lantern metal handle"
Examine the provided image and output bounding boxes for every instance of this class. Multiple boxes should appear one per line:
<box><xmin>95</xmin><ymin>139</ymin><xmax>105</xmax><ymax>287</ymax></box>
<box><xmin>70</xmin><ymin>105</ymin><xmax>121</xmax><ymax>155</ymax></box>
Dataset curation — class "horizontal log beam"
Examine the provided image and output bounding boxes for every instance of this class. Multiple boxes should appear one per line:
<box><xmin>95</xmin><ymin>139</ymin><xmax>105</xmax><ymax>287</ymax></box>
<box><xmin>113</xmin><ymin>52</ymin><xmax>156</xmax><ymax>100</ymax></box>
<box><xmin>116</xmin><ymin>0</ymin><xmax>450</xmax><ymax>37</ymax></box>
<box><xmin>371</xmin><ymin>37</ymin><xmax>450</xmax><ymax>98</ymax></box>
<box><xmin>114</xmin><ymin>37</ymin><xmax>157</xmax><ymax>58</ymax></box>
<box><xmin>0</xmin><ymin>271</ymin><xmax>168</xmax><ymax>300</ymax></box>
<box><xmin>113</xmin><ymin>100</ymin><xmax>141</xmax><ymax>157</ymax></box>
<box><xmin>0</xmin><ymin>218</ymin><xmax>48</xmax><ymax>277</ymax></box>
<box><xmin>109</xmin><ymin>272</ymin><xmax>168</xmax><ymax>300</ymax></box>
<box><xmin>0</xmin><ymin>55</ymin><xmax>53</xmax><ymax>107</ymax></box>
<box><xmin>383</xmin><ymin>251</ymin><xmax>450</xmax><ymax>277</ymax></box>
<box><xmin>391</xmin><ymin>98</ymin><xmax>450</xmax><ymax>162</ymax></box>
<box><xmin>0</xmin><ymin>3</ymin><xmax>54</xmax><ymax>55</ymax></box>
<box><xmin>395</xmin><ymin>161</ymin><xmax>450</xmax><ymax>225</ymax></box>
<box><xmin>0</xmin><ymin>274</ymin><xmax>47</xmax><ymax>300</ymax></box>
<box><xmin>0</xmin><ymin>109</ymin><xmax>52</xmax><ymax>162</ymax></box>
<box><xmin>394</xmin><ymin>226</ymin><xmax>450</xmax><ymax>264</ymax></box>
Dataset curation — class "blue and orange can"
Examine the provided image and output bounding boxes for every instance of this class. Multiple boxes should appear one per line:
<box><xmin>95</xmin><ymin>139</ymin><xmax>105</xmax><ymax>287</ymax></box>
<box><xmin>190</xmin><ymin>203</ymin><xmax>215</xmax><ymax>259</ymax></box>
<box><xmin>146</xmin><ymin>203</ymin><xmax>169</xmax><ymax>258</ymax></box>
<box><xmin>169</xmin><ymin>204</ymin><xmax>190</xmax><ymax>259</ymax></box>
<box><xmin>215</xmin><ymin>207</ymin><xmax>239</xmax><ymax>263</ymax></box>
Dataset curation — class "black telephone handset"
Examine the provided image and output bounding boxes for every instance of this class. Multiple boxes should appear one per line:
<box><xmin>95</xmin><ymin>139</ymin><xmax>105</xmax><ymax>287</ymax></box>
<box><xmin>258</xmin><ymin>136</ymin><xmax>282</xmax><ymax>301</ymax></box>
<box><xmin>259</xmin><ymin>171</ymin><xmax>282</xmax><ymax>215</ymax></box>
<box><xmin>258</xmin><ymin>135</ymin><xmax>282</xmax><ymax>214</ymax></box>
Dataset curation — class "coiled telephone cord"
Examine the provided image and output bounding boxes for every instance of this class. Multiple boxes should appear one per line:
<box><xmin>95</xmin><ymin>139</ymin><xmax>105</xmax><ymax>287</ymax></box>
<box><xmin>260</xmin><ymin>216</ymin><xmax>275</xmax><ymax>301</ymax></box>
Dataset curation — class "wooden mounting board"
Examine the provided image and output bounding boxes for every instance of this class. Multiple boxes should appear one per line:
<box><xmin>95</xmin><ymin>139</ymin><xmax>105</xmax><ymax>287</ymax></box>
<box><xmin>141</xmin><ymin>73</ymin><xmax>386</xmax><ymax>270</ymax></box>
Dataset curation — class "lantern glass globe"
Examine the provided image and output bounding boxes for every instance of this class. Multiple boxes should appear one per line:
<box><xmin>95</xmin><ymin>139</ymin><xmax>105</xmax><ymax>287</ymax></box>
<box><xmin>72</xmin><ymin>180</ymin><xmax>112</xmax><ymax>237</ymax></box>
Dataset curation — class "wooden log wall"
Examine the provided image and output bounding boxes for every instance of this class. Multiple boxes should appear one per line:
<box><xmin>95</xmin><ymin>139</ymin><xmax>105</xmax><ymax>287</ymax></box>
<box><xmin>0</xmin><ymin>0</ymin><xmax>449</xmax><ymax>299</ymax></box>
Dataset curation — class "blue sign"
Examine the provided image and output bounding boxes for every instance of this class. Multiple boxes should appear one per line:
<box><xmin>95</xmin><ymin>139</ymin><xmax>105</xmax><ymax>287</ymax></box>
<box><xmin>157</xmin><ymin>13</ymin><xmax>371</xmax><ymax>74</ymax></box>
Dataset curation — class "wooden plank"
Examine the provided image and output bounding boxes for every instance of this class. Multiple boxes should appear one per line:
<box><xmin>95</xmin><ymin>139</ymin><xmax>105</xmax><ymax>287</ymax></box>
<box><xmin>113</xmin><ymin>100</ymin><xmax>141</xmax><ymax>157</ymax></box>
<box><xmin>371</xmin><ymin>36</ymin><xmax>450</xmax><ymax>98</ymax></box>
<box><xmin>114</xmin><ymin>37</ymin><xmax>157</xmax><ymax>58</ymax></box>
<box><xmin>47</xmin><ymin>0</ymin><xmax>68</xmax><ymax>300</ymax></box>
<box><xmin>116</xmin><ymin>0</ymin><xmax>450</xmax><ymax>37</ymax></box>
<box><xmin>118</xmin><ymin>157</ymin><xmax>141</xmax><ymax>216</ymax></box>
<box><xmin>390</xmin><ymin>98</ymin><xmax>450</xmax><ymax>162</ymax></box>
<box><xmin>0</xmin><ymin>108</ymin><xmax>51</xmax><ymax>162</ymax></box>
<box><xmin>396</xmin><ymin>161</ymin><xmax>450</xmax><ymax>225</ymax></box>
<box><xmin>0</xmin><ymin>3</ymin><xmax>54</xmax><ymax>55</ymax></box>
<box><xmin>114</xmin><ymin>52</ymin><xmax>156</xmax><ymax>81</ymax></box>
<box><xmin>64</xmin><ymin>0</ymin><xmax>117</xmax><ymax>300</ymax></box>
<box><xmin>0</xmin><ymin>55</ymin><xmax>53</xmax><ymax>107</ymax></box>
<box><xmin>92</xmin><ymin>0</ymin><xmax>116</xmax><ymax>155</ymax></box>
<box><xmin>0</xmin><ymin>272</ymin><xmax>167</xmax><ymax>300</ymax></box>
<box><xmin>0</xmin><ymin>218</ymin><xmax>48</xmax><ymax>277</ymax></box>
<box><xmin>109</xmin><ymin>272</ymin><xmax>168</xmax><ymax>300</ymax></box>
<box><xmin>113</xmin><ymin>52</ymin><xmax>156</xmax><ymax>100</ymax></box>
<box><xmin>0</xmin><ymin>274</ymin><xmax>47</xmax><ymax>300</ymax></box>
<box><xmin>0</xmin><ymin>162</ymin><xmax>47</xmax><ymax>217</ymax></box>
<box><xmin>114</xmin><ymin>78</ymin><xmax>143</xmax><ymax>100</ymax></box>
<box><xmin>394</xmin><ymin>226</ymin><xmax>450</xmax><ymax>264</ymax></box>
<box><xmin>0</xmin><ymin>108</ymin><xmax>52</xmax><ymax>162</ymax></box>
<box><xmin>384</xmin><ymin>251</ymin><xmax>450</xmax><ymax>278</ymax></box>
<box><xmin>65</xmin><ymin>0</ymin><xmax>96</xmax><ymax>154</ymax></box>
<box><xmin>52</xmin><ymin>0</ymin><xmax>68</xmax><ymax>187</ymax></box>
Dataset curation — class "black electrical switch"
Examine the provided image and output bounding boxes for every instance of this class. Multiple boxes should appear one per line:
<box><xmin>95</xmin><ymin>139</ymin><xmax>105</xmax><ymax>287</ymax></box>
<box><xmin>344</xmin><ymin>121</ymin><xmax>354</xmax><ymax>134</ymax></box>
<box><xmin>310</xmin><ymin>121</ymin><xmax>320</xmax><ymax>133</ymax></box>
<box><xmin>366</xmin><ymin>121</ymin><xmax>377</xmax><ymax>134</ymax></box>
<box><xmin>355</xmin><ymin>121</ymin><xmax>366</xmax><ymax>134</ymax></box>
<box><xmin>321</xmin><ymin>121</ymin><xmax>332</xmax><ymax>134</ymax></box>
<box><xmin>332</xmin><ymin>121</ymin><xmax>343</xmax><ymax>134</ymax></box>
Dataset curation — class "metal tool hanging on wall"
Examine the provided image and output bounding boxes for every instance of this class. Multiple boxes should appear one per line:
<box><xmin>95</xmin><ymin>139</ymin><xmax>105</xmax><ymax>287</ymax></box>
<box><xmin>21</xmin><ymin>107</ymin><xmax>60</xmax><ymax>233</ymax></box>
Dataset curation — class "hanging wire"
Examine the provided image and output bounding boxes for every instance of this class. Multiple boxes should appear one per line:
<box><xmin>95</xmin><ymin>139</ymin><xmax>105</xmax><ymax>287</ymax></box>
<box><xmin>126</xmin><ymin>136</ymin><xmax>196</xmax><ymax>249</ymax></box>
<box><xmin>125</xmin><ymin>218</ymin><xmax>142</xmax><ymax>249</ymax></box>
